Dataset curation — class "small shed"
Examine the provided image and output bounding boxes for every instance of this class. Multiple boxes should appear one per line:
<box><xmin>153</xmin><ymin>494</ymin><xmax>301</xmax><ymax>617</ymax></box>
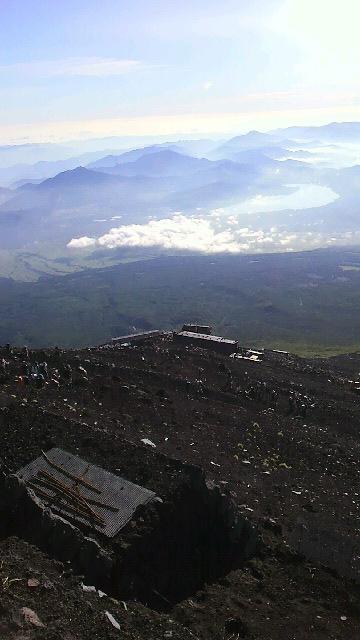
<box><xmin>111</xmin><ymin>330</ymin><xmax>162</xmax><ymax>346</ymax></box>
<box><xmin>182</xmin><ymin>324</ymin><xmax>212</xmax><ymax>335</ymax></box>
<box><xmin>175</xmin><ymin>331</ymin><xmax>238</xmax><ymax>355</ymax></box>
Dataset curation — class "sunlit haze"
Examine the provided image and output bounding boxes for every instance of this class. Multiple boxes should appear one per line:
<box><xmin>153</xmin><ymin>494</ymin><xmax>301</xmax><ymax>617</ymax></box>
<box><xmin>1</xmin><ymin>0</ymin><xmax>360</xmax><ymax>142</ymax></box>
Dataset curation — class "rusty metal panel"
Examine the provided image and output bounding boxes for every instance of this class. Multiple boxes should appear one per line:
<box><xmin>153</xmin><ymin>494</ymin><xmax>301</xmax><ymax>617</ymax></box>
<box><xmin>16</xmin><ymin>448</ymin><xmax>157</xmax><ymax>538</ymax></box>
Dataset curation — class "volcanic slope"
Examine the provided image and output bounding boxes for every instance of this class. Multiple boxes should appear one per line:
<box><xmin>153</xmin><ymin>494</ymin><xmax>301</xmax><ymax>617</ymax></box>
<box><xmin>0</xmin><ymin>336</ymin><xmax>360</xmax><ymax>639</ymax></box>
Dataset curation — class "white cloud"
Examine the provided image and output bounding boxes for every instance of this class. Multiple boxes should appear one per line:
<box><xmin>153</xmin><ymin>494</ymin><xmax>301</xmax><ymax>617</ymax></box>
<box><xmin>96</xmin><ymin>215</ymin><xmax>243</xmax><ymax>253</ymax></box>
<box><xmin>68</xmin><ymin>216</ymin><xmax>249</xmax><ymax>254</ymax></box>
<box><xmin>0</xmin><ymin>57</ymin><xmax>148</xmax><ymax>78</ymax></box>
<box><xmin>67</xmin><ymin>213</ymin><xmax>360</xmax><ymax>257</ymax></box>
<box><xmin>203</xmin><ymin>81</ymin><xmax>213</xmax><ymax>91</ymax></box>
<box><xmin>67</xmin><ymin>236</ymin><xmax>96</xmax><ymax>249</ymax></box>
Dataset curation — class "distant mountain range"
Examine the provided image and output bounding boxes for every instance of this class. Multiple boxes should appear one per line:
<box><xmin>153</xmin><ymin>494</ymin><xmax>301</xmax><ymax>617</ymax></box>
<box><xmin>0</xmin><ymin>121</ymin><xmax>360</xmax><ymax>281</ymax></box>
<box><xmin>209</xmin><ymin>131</ymin><xmax>291</xmax><ymax>159</ymax></box>
<box><xmin>93</xmin><ymin>149</ymin><xmax>212</xmax><ymax>177</ymax></box>
<box><xmin>0</xmin><ymin>186</ymin><xmax>12</xmax><ymax>205</ymax></box>
<box><xmin>274</xmin><ymin>121</ymin><xmax>360</xmax><ymax>142</ymax></box>
<box><xmin>2</xmin><ymin>121</ymin><xmax>360</xmax><ymax>188</ymax></box>
<box><xmin>88</xmin><ymin>144</ymin><xmax>183</xmax><ymax>169</ymax></box>
<box><xmin>0</xmin><ymin>142</ymin><xmax>75</xmax><ymax>168</ymax></box>
<box><xmin>0</xmin><ymin>149</ymin><xmax>127</xmax><ymax>187</ymax></box>
<box><xmin>0</xmin><ymin>142</ymin><xmax>318</xmax><ymax>254</ymax></box>
<box><xmin>3</xmin><ymin>166</ymin><xmax>169</xmax><ymax>213</ymax></box>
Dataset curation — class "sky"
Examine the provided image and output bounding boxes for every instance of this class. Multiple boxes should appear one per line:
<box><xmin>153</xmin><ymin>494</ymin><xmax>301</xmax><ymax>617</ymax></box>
<box><xmin>1</xmin><ymin>0</ymin><xmax>360</xmax><ymax>143</ymax></box>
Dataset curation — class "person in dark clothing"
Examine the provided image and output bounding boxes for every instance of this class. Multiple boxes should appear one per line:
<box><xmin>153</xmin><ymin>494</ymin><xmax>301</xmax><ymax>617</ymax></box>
<box><xmin>288</xmin><ymin>394</ymin><xmax>295</xmax><ymax>414</ymax></box>
<box><xmin>39</xmin><ymin>362</ymin><xmax>48</xmax><ymax>379</ymax></box>
<box><xmin>271</xmin><ymin>389</ymin><xmax>278</xmax><ymax>407</ymax></box>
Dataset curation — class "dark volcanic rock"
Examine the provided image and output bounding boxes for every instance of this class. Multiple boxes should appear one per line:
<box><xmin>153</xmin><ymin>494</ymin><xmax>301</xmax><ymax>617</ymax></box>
<box><xmin>0</xmin><ymin>338</ymin><xmax>359</xmax><ymax>638</ymax></box>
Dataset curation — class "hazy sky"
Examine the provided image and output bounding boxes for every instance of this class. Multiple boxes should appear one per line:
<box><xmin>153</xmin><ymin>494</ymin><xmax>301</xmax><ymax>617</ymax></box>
<box><xmin>1</xmin><ymin>0</ymin><xmax>360</xmax><ymax>143</ymax></box>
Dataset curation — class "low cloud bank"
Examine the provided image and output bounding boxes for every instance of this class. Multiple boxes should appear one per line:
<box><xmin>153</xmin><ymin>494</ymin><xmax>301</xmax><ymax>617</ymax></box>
<box><xmin>67</xmin><ymin>214</ymin><xmax>357</xmax><ymax>255</ymax></box>
<box><xmin>67</xmin><ymin>236</ymin><xmax>97</xmax><ymax>249</ymax></box>
<box><xmin>97</xmin><ymin>216</ymin><xmax>246</xmax><ymax>253</ymax></box>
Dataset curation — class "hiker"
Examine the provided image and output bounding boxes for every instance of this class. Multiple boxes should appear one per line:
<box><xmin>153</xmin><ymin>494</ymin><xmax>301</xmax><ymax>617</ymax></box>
<box><xmin>288</xmin><ymin>394</ymin><xmax>295</xmax><ymax>414</ymax></box>
<box><xmin>54</xmin><ymin>346</ymin><xmax>62</xmax><ymax>361</ymax></box>
<box><xmin>0</xmin><ymin>358</ymin><xmax>9</xmax><ymax>384</ymax></box>
<box><xmin>70</xmin><ymin>365</ymin><xmax>88</xmax><ymax>385</ymax></box>
<box><xmin>271</xmin><ymin>389</ymin><xmax>278</xmax><ymax>407</ymax></box>
<box><xmin>5</xmin><ymin>344</ymin><xmax>12</xmax><ymax>357</ymax></box>
<box><xmin>20</xmin><ymin>361</ymin><xmax>30</xmax><ymax>376</ymax></box>
<box><xmin>247</xmin><ymin>385</ymin><xmax>256</xmax><ymax>399</ymax></box>
<box><xmin>31</xmin><ymin>362</ymin><xmax>39</xmax><ymax>376</ymax></box>
<box><xmin>255</xmin><ymin>381</ymin><xmax>262</xmax><ymax>400</ymax></box>
<box><xmin>39</xmin><ymin>362</ymin><xmax>48</xmax><ymax>379</ymax></box>
<box><xmin>51</xmin><ymin>373</ymin><xmax>60</xmax><ymax>388</ymax></box>
<box><xmin>23</xmin><ymin>346</ymin><xmax>30</xmax><ymax>360</ymax></box>
<box><xmin>35</xmin><ymin>373</ymin><xmax>45</xmax><ymax>388</ymax></box>
<box><xmin>62</xmin><ymin>364</ymin><xmax>72</xmax><ymax>384</ymax></box>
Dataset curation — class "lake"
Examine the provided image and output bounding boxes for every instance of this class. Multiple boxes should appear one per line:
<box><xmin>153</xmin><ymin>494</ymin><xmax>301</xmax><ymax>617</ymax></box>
<box><xmin>225</xmin><ymin>183</ymin><xmax>338</xmax><ymax>216</ymax></box>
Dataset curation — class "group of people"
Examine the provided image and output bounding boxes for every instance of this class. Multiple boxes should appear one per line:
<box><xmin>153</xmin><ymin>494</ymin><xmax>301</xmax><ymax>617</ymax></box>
<box><xmin>17</xmin><ymin>360</ymin><xmax>49</xmax><ymax>387</ymax></box>
<box><xmin>219</xmin><ymin>373</ymin><xmax>280</xmax><ymax>408</ymax></box>
<box><xmin>218</xmin><ymin>367</ymin><xmax>314</xmax><ymax>417</ymax></box>
<box><xmin>288</xmin><ymin>392</ymin><xmax>313</xmax><ymax>417</ymax></box>
<box><xmin>0</xmin><ymin>345</ymin><xmax>89</xmax><ymax>389</ymax></box>
<box><xmin>244</xmin><ymin>380</ymin><xmax>313</xmax><ymax>416</ymax></box>
<box><xmin>245</xmin><ymin>381</ymin><xmax>278</xmax><ymax>406</ymax></box>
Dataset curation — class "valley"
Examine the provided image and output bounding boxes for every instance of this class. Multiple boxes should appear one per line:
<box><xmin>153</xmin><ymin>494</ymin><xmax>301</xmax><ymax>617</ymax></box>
<box><xmin>1</xmin><ymin>123</ymin><xmax>360</xmax><ymax>283</ymax></box>
<box><xmin>0</xmin><ymin>248</ymin><xmax>360</xmax><ymax>354</ymax></box>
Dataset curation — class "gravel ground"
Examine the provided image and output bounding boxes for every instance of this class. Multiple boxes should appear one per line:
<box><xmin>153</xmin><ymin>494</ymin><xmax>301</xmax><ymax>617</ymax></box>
<box><xmin>0</xmin><ymin>338</ymin><xmax>359</xmax><ymax>639</ymax></box>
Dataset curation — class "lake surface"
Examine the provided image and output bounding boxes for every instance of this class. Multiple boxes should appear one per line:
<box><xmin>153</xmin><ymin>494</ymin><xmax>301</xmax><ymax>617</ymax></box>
<box><xmin>226</xmin><ymin>183</ymin><xmax>338</xmax><ymax>216</ymax></box>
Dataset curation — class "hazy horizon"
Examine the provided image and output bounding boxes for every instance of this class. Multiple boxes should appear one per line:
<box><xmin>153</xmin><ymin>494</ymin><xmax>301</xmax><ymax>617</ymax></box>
<box><xmin>2</xmin><ymin>2</ymin><xmax>360</xmax><ymax>280</ymax></box>
<box><xmin>1</xmin><ymin>118</ymin><xmax>360</xmax><ymax>148</ymax></box>
<box><xmin>2</xmin><ymin>0</ymin><xmax>360</xmax><ymax>144</ymax></box>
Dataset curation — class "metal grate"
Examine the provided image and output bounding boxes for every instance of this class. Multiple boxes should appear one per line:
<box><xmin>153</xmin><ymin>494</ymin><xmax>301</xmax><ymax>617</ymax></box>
<box><xmin>16</xmin><ymin>448</ymin><xmax>157</xmax><ymax>538</ymax></box>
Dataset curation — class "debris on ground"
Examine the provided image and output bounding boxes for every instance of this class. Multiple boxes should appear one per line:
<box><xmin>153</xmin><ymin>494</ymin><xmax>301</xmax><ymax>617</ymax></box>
<box><xmin>0</xmin><ymin>337</ymin><xmax>359</xmax><ymax>639</ymax></box>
